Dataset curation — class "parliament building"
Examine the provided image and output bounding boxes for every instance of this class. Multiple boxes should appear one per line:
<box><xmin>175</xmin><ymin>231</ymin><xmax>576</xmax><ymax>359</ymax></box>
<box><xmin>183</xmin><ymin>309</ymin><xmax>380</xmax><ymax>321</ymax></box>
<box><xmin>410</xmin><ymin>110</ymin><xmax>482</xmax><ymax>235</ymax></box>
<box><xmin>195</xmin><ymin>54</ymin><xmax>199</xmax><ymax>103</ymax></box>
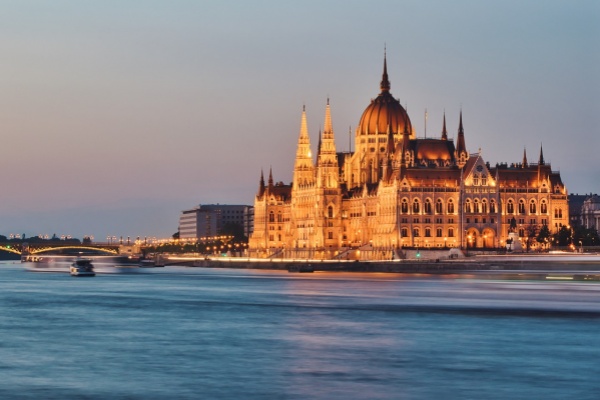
<box><xmin>248</xmin><ymin>55</ymin><xmax>569</xmax><ymax>260</ymax></box>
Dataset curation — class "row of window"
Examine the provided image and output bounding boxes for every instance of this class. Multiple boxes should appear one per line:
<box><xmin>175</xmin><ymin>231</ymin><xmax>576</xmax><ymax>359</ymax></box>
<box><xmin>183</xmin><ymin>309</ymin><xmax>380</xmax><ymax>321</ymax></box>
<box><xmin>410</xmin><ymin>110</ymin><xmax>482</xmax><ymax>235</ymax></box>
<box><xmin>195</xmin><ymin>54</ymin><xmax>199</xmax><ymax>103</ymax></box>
<box><xmin>401</xmin><ymin>198</ymin><xmax>456</xmax><ymax>214</ymax></box>
<box><xmin>401</xmin><ymin>227</ymin><xmax>456</xmax><ymax>238</ymax></box>
<box><xmin>268</xmin><ymin>203</ymin><xmax>565</xmax><ymax>222</ymax></box>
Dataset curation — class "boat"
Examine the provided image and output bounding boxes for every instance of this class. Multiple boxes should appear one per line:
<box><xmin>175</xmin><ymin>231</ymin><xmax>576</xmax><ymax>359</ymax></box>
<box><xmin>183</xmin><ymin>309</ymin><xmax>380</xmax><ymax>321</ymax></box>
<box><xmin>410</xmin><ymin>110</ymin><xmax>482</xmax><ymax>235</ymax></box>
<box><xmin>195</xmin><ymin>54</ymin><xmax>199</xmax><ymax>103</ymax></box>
<box><xmin>23</xmin><ymin>254</ymin><xmax>143</xmax><ymax>274</ymax></box>
<box><xmin>70</xmin><ymin>259</ymin><xmax>95</xmax><ymax>277</ymax></box>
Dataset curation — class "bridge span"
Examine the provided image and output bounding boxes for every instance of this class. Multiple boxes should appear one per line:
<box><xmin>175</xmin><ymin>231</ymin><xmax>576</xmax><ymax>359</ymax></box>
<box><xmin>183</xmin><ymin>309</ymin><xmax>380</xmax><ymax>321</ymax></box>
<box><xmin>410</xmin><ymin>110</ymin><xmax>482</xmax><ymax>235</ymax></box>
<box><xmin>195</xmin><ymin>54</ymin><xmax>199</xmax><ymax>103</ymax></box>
<box><xmin>0</xmin><ymin>242</ymin><xmax>137</xmax><ymax>256</ymax></box>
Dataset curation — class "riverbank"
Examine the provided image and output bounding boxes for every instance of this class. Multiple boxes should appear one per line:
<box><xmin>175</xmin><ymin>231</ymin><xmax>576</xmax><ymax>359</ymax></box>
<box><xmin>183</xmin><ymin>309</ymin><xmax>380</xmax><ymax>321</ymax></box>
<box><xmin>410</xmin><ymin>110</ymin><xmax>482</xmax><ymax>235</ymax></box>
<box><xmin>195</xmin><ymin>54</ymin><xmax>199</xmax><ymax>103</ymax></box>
<box><xmin>183</xmin><ymin>253</ymin><xmax>600</xmax><ymax>274</ymax></box>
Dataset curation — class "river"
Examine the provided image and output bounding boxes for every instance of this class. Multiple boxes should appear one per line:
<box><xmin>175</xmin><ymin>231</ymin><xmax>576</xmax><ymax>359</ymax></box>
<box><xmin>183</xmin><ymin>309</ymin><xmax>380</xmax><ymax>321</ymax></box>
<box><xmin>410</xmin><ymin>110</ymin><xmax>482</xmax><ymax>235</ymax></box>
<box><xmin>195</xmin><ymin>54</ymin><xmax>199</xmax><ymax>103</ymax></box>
<box><xmin>1</xmin><ymin>262</ymin><xmax>599</xmax><ymax>399</ymax></box>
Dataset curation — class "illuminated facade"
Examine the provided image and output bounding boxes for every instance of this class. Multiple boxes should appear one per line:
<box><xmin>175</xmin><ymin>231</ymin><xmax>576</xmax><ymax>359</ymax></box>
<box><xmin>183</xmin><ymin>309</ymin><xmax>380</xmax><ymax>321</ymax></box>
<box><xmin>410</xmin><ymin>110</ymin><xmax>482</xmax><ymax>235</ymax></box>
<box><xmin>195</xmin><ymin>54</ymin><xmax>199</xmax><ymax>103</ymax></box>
<box><xmin>249</xmin><ymin>55</ymin><xmax>569</xmax><ymax>259</ymax></box>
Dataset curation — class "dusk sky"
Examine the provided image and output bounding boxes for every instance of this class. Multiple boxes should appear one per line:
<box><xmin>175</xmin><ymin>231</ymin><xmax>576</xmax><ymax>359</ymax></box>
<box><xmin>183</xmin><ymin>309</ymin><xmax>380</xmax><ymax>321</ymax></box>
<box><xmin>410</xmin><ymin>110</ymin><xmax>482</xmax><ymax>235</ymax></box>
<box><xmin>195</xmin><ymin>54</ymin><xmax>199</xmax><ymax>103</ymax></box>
<box><xmin>1</xmin><ymin>1</ymin><xmax>598</xmax><ymax>240</ymax></box>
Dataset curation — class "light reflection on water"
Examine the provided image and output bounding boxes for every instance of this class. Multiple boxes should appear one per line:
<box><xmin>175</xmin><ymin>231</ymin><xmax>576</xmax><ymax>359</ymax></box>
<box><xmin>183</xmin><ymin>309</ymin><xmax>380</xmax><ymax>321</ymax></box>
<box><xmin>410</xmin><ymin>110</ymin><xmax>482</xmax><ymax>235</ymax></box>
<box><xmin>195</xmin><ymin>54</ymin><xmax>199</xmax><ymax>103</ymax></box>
<box><xmin>1</xmin><ymin>263</ymin><xmax>599</xmax><ymax>399</ymax></box>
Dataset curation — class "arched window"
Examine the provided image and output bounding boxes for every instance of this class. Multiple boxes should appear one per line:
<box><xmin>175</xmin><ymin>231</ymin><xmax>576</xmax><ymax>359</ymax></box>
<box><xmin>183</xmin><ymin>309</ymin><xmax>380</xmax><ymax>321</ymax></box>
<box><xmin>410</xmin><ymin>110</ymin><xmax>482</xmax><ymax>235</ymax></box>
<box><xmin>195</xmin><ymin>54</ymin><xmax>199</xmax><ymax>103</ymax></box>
<box><xmin>413</xmin><ymin>199</ymin><xmax>420</xmax><ymax>214</ymax></box>
<box><xmin>448</xmin><ymin>227</ymin><xmax>455</xmax><ymax>238</ymax></box>
<box><xmin>401</xmin><ymin>199</ymin><xmax>409</xmax><ymax>214</ymax></box>
<box><xmin>448</xmin><ymin>199</ymin><xmax>455</xmax><ymax>214</ymax></box>
<box><xmin>490</xmin><ymin>200</ymin><xmax>496</xmax><ymax>214</ymax></box>
<box><xmin>277</xmin><ymin>212</ymin><xmax>283</xmax><ymax>222</ymax></box>
<box><xmin>424</xmin><ymin>199</ymin><xmax>432</xmax><ymax>214</ymax></box>
<box><xmin>435</xmin><ymin>199</ymin><xmax>443</xmax><ymax>214</ymax></box>
<box><xmin>269</xmin><ymin>211</ymin><xmax>275</xmax><ymax>223</ymax></box>
<box><xmin>519</xmin><ymin>199</ymin><xmax>526</xmax><ymax>214</ymax></box>
<box><xmin>413</xmin><ymin>228</ymin><xmax>420</xmax><ymax>237</ymax></box>
<box><xmin>481</xmin><ymin>199</ymin><xmax>488</xmax><ymax>214</ymax></box>
<box><xmin>507</xmin><ymin>199</ymin><xmax>514</xmax><ymax>214</ymax></box>
<box><xmin>327</xmin><ymin>206</ymin><xmax>334</xmax><ymax>218</ymax></box>
<box><xmin>473</xmin><ymin>174</ymin><xmax>479</xmax><ymax>186</ymax></box>
<box><xmin>401</xmin><ymin>227</ymin><xmax>408</xmax><ymax>237</ymax></box>
<box><xmin>436</xmin><ymin>227</ymin><xmax>443</xmax><ymax>237</ymax></box>
<box><xmin>481</xmin><ymin>175</ymin><xmax>487</xmax><ymax>186</ymax></box>
<box><xmin>474</xmin><ymin>199</ymin><xmax>480</xmax><ymax>213</ymax></box>
<box><xmin>529</xmin><ymin>200</ymin><xmax>536</xmax><ymax>214</ymax></box>
<box><xmin>541</xmin><ymin>201</ymin><xmax>547</xmax><ymax>214</ymax></box>
<box><xmin>465</xmin><ymin>199</ymin><xmax>472</xmax><ymax>213</ymax></box>
<box><xmin>425</xmin><ymin>227</ymin><xmax>431</xmax><ymax>237</ymax></box>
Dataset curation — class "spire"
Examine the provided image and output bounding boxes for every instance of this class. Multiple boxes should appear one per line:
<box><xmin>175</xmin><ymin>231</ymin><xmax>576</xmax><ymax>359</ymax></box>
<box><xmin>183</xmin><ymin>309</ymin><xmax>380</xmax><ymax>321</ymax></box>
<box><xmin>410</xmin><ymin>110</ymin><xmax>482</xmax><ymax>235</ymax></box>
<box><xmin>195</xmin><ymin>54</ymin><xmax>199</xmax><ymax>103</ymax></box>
<box><xmin>455</xmin><ymin>110</ymin><xmax>468</xmax><ymax>167</ymax></box>
<box><xmin>295</xmin><ymin>105</ymin><xmax>312</xmax><ymax>160</ymax></box>
<box><xmin>538</xmin><ymin>143</ymin><xmax>545</xmax><ymax>165</ymax></box>
<box><xmin>319</xmin><ymin>98</ymin><xmax>337</xmax><ymax>155</ymax></box>
<box><xmin>386</xmin><ymin>124</ymin><xmax>395</xmax><ymax>154</ymax></box>
<box><xmin>316</xmin><ymin>99</ymin><xmax>339</xmax><ymax>188</ymax></box>
<box><xmin>258</xmin><ymin>169</ymin><xmax>265</xmax><ymax>196</ymax></box>
<box><xmin>400</xmin><ymin>123</ymin><xmax>411</xmax><ymax>167</ymax></box>
<box><xmin>441</xmin><ymin>111</ymin><xmax>448</xmax><ymax>141</ymax></box>
<box><xmin>317</xmin><ymin>129</ymin><xmax>322</xmax><ymax>156</ymax></box>
<box><xmin>293</xmin><ymin>105</ymin><xmax>315</xmax><ymax>190</ymax></box>
<box><xmin>323</xmin><ymin>97</ymin><xmax>332</xmax><ymax>134</ymax></box>
<box><xmin>268</xmin><ymin>166</ymin><xmax>274</xmax><ymax>188</ymax></box>
<box><xmin>380</xmin><ymin>46</ymin><xmax>390</xmax><ymax>93</ymax></box>
<box><xmin>522</xmin><ymin>147</ymin><xmax>528</xmax><ymax>168</ymax></box>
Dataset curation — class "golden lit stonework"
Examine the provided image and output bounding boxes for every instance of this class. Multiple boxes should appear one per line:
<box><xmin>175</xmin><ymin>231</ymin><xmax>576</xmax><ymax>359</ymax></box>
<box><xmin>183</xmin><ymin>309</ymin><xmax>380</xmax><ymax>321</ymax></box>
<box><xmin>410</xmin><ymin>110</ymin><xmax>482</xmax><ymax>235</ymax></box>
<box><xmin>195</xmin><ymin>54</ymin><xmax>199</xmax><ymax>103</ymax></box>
<box><xmin>248</xmin><ymin>54</ymin><xmax>569</xmax><ymax>260</ymax></box>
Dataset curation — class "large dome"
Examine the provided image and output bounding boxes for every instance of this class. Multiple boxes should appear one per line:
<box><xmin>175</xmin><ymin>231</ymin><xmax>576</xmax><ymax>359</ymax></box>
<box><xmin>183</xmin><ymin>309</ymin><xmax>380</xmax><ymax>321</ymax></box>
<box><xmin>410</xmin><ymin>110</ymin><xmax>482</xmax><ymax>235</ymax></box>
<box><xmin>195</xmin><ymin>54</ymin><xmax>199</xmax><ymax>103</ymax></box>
<box><xmin>357</xmin><ymin>57</ymin><xmax>413</xmax><ymax>137</ymax></box>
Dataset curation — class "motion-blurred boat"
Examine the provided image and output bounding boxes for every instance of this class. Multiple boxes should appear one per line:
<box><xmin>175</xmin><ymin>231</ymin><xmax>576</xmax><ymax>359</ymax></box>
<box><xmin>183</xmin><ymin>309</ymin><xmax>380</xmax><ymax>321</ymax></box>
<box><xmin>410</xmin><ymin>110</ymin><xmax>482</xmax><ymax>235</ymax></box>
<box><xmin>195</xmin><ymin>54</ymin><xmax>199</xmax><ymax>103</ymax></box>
<box><xmin>70</xmin><ymin>259</ymin><xmax>95</xmax><ymax>277</ymax></box>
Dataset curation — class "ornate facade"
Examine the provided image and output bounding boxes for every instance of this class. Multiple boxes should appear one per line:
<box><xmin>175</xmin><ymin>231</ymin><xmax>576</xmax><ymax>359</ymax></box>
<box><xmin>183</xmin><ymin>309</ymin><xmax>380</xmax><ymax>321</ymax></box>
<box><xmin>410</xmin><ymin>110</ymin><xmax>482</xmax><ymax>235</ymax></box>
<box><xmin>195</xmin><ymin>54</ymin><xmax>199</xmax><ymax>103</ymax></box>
<box><xmin>249</xmin><ymin>55</ymin><xmax>569</xmax><ymax>259</ymax></box>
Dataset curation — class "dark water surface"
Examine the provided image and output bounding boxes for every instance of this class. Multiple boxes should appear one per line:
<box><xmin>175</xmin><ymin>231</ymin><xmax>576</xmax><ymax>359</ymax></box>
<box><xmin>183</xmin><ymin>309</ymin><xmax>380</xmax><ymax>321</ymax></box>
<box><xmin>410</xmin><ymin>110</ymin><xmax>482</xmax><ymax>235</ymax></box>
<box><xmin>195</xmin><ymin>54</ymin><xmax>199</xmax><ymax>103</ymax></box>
<box><xmin>1</xmin><ymin>263</ymin><xmax>599</xmax><ymax>399</ymax></box>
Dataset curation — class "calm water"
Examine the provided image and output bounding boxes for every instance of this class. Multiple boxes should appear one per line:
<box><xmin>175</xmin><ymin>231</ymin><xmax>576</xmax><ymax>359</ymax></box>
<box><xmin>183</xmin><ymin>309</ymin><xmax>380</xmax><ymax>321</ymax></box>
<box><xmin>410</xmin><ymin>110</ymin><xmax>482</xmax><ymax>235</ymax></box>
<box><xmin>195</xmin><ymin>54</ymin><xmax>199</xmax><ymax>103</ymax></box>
<box><xmin>1</xmin><ymin>263</ymin><xmax>600</xmax><ymax>399</ymax></box>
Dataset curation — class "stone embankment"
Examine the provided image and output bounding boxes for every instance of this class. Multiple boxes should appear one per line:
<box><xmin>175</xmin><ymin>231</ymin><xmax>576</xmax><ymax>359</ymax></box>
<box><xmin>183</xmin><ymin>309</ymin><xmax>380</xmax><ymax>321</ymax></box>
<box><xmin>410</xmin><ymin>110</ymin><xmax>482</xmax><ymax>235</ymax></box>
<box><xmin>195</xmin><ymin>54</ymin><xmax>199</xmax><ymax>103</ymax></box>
<box><xmin>185</xmin><ymin>253</ymin><xmax>600</xmax><ymax>274</ymax></box>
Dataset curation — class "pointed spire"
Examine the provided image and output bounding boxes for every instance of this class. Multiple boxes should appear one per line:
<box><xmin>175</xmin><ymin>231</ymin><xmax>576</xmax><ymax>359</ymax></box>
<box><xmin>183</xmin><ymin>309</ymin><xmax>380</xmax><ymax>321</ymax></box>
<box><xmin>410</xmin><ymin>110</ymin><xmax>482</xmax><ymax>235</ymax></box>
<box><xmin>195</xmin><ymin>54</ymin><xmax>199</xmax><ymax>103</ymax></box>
<box><xmin>300</xmin><ymin>105</ymin><xmax>309</xmax><ymax>141</ymax></box>
<box><xmin>455</xmin><ymin>110</ymin><xmax>468</xmax><ymax>167</ymax></box>
<box><xmin>293</xmin><ymin>105</ymin><xmax>315</xmax><ymax>190</ymax></box>
<box><xmin>268</xmin><ymin>166</ymin><xmax>274</xmax><ymax>188</ymax></box>
<box><xmin>317</xmin><ymin>129</ymin><xmax>322</xmax><ymax>156</ymax></box>
<box><xmin>258</xmin><ymin>169</ymin><xmax>265</xmax><ymax>196</ymax></box>
<box><xmin>538</xmin><ymin>143</ymin><xmax>545</xmax><ymax>165</ymax></box>
<box><xmin>323</xmin><ymin>97</ymin><xmax>332</xmax><ymax>134</ymax></box>
<box><xmin>316</xmin><ymin>99</ymin><xmax>339</xmax><ymax>188</ymax></box>
<box><xmin>441</xmin><ymin>111</ymin><xmax>448</xmax><ymax>141</ymax></box>
<box><xmin>386</xmin><ymin>124</ymin><xmax>395</xmax><ymax>155</ymax></box>
<box><xmin>522</xmin><ymin>147</ymin><xmax>528</xmax><ymax>168</ymax></box>
<box><xmin>380</xmin><ymin>46</ymin><xmax>390</xmax><ymax>93</ymax></box>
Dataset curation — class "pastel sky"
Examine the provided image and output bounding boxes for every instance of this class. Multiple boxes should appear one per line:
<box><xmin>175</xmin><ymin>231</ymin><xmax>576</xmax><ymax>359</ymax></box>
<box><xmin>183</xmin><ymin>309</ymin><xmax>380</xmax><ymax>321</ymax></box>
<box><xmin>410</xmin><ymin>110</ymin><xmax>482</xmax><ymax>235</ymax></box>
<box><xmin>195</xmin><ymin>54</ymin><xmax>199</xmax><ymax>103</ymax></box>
<box><xmin>0</xmin><ymin>0</ymin><xmax>598</xmax><ymax>240</ymax></box>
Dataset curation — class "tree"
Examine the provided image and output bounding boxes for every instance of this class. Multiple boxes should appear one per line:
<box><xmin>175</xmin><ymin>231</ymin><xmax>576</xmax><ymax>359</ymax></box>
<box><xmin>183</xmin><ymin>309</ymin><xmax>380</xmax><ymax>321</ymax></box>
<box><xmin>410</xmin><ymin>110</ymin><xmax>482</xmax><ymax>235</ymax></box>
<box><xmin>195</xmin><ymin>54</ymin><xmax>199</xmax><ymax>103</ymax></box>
<box><xmin>524</xmin><ymin>222</ymin><xmax>538</xmax><ymax>252</ymax></box>
<box><xmin>536</xmin><ymin>224</ymin><xmax>551</xmax><ymax>250</ymax></box>
<box><xmin>552</xmin><ymin>226</ymin><xmax>572</xmax><ymax>247</ymax></box>
<box><xmin>573</xmin><ymin>226</ymin><xmax>600</xmax><ymax>247</ymax></box>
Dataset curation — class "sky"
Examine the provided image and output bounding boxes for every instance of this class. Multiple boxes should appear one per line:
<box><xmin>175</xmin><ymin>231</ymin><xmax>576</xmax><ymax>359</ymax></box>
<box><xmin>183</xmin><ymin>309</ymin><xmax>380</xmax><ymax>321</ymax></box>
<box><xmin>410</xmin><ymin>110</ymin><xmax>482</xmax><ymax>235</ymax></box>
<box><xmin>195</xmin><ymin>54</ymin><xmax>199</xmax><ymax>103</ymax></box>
<box><xmin>0</xmin><ymin>0</ymin><xmax>598</xmax><ymax>241</ymax></box>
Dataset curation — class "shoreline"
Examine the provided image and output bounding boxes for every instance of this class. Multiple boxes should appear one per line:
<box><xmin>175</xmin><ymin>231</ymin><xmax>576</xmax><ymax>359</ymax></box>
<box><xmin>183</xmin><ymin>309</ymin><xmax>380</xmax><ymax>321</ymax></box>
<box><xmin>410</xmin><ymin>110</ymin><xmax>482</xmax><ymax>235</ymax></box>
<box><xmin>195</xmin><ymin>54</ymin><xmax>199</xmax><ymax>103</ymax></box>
<box><xmin>168</xmin><ymin>253</ymin><xmax>600</xmax><ymax>275</ymax></box>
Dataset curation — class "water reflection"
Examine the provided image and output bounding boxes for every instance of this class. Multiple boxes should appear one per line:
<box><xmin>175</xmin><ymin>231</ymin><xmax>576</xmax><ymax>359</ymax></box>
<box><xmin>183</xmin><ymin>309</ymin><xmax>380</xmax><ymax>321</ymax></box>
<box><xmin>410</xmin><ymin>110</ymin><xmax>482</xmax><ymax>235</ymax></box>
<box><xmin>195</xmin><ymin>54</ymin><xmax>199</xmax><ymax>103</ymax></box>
<box><xmin>2</xmin><ymin>264</ymin><xmax>600</xmax><ymax>399</ymax></box>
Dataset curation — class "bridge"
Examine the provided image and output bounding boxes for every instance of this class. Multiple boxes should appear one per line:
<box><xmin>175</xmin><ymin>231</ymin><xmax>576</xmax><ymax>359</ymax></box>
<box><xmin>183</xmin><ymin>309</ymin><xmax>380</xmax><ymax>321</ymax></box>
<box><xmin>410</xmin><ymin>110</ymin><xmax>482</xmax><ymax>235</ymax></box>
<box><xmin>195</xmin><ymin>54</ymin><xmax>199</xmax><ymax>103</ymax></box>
<box><xmin>0</xmin><ymin>242</ymin><xmax>122</xmax><ymax>256</ymax></box>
